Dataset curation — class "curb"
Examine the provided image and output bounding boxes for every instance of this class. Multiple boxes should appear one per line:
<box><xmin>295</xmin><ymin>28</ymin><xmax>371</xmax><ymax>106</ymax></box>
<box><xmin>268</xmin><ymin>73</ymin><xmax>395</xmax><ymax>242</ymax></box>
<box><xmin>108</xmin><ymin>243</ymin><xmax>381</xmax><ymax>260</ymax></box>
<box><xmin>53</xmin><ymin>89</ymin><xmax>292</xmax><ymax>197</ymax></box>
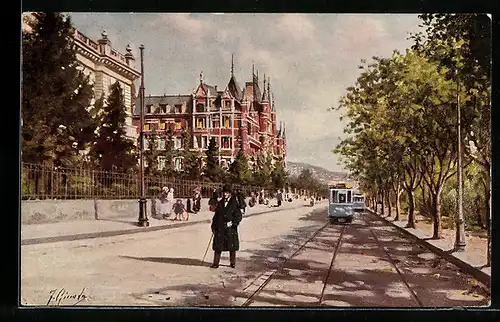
<box><xmin>21</xmin><ymin>203</ymin><xmax>322</xmax><ymax>246</ymax></box>
<box><xmin>366</xmin><ymin>208</ymin><xmax>491</xmax><ymax>288</ymax></box>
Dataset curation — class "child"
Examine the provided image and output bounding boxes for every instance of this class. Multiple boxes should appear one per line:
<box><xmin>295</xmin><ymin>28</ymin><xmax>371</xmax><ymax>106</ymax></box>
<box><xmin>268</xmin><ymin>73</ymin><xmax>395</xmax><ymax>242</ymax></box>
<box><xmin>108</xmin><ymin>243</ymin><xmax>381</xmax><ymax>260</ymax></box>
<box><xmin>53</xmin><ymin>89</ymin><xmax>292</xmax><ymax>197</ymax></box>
<box><xmin>173</xmin><ymin>199</ymin><xmax>188</xmax><ymax>221</ymax></box>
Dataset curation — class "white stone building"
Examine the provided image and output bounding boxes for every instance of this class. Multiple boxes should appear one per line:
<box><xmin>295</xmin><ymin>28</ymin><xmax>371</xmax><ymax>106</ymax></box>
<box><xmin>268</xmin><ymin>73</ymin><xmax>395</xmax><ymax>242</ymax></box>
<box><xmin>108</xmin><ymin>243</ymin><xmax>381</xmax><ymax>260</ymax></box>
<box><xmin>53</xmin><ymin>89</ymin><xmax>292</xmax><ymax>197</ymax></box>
<box><xmin>73</xmin><ymin>29</ymin><xmax>141</xmax><ymax>139</ymax></box>
<box><xmin>22</xmin><ymin>13</ymin><xmax>141</xmax><ymax>140</ymax></box>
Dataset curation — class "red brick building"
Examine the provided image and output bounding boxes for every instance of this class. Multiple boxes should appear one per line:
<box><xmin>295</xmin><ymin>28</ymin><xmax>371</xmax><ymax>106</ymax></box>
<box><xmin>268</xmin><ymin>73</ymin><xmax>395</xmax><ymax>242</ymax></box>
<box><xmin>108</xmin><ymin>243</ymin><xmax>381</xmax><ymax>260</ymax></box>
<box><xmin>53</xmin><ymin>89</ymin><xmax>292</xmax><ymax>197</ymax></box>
<box><xmin>132</xmin><ymin>59</ymin><xmax>287</xmax><ymax>172</ymax></box>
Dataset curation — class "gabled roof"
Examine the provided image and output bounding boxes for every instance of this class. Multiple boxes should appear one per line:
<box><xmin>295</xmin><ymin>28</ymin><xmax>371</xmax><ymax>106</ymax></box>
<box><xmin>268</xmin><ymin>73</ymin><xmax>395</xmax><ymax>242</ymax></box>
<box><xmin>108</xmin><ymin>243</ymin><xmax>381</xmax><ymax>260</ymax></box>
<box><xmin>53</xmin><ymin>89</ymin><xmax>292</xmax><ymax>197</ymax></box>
<box><xmin>227</xmin><ymin>75</ymin><xmax>243</xmax><ymax>101</ymax></box>
<box><xmin>133</xmin><ymin>94</ymin><xmax>192</xmax><ymax>116</ymax></box>
<box><xmin>196</xmin><ymin>83</ymin><xmax>218</xmax><ymax>97</ymax></box>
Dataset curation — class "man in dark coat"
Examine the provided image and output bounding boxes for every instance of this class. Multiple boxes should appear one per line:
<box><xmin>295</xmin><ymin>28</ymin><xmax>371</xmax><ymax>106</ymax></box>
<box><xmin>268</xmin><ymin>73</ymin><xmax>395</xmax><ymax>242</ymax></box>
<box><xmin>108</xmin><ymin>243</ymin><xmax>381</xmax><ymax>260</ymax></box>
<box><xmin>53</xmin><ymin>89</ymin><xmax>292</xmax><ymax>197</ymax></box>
<box><xmin>210</xmin><ymin>184</ymin><xmax>243</xmax><ymax>268</ymax></box>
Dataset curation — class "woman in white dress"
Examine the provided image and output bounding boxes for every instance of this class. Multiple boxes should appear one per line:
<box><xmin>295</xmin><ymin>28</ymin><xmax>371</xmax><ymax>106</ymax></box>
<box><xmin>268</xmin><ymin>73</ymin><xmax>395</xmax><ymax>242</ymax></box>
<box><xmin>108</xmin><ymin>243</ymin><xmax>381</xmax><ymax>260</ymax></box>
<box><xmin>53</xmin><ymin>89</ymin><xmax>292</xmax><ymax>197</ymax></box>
<box><xmin>166</xmin><ymin>188</ymin><xmax>175</xmax><ymax>219</ymax></box>
<box><xmin>159</xmin><ymin>186</ymin><xmax>170</xmax><ymax>219</ymax></box>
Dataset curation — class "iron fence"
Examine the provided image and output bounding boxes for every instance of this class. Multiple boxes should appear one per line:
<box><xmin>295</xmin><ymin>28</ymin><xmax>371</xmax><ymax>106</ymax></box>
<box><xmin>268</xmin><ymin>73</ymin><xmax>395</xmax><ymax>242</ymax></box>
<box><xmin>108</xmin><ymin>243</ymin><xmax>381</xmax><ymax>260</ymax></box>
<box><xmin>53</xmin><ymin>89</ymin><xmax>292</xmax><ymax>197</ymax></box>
<box><xmin>21</xmin><ymin>163</ymin><xmax>271</xmax><ymax>200</ymax></box>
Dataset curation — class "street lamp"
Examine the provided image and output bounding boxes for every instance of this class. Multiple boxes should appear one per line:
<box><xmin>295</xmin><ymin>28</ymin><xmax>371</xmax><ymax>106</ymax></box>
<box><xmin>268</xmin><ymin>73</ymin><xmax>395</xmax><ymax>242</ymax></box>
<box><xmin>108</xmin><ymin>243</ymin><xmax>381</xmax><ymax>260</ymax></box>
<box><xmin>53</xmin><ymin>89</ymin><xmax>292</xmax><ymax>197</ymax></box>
<box><xmin>138</xmin><ymin>44</ymin><xmax>149</xmax><ymax>227</ymax></box>
<box><xmin>454</xmin><ymin>71</ymin><xmax>465</xmax><ymax>251</ymax></box>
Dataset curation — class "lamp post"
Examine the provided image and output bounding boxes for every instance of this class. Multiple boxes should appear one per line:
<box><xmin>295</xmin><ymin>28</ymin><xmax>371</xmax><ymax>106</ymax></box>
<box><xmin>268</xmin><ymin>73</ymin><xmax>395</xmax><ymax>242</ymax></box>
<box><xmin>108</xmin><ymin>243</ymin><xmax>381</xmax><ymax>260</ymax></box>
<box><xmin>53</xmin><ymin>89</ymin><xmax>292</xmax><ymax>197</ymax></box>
<box><xmin>454</xmin><ymin>72</ymin><xmax>465</xmax><ymax>251</ymax></box>
<box><xmin>138</xmin><ymin>44</ymin><xmax>149</xmax><ymax>227</ymax></box>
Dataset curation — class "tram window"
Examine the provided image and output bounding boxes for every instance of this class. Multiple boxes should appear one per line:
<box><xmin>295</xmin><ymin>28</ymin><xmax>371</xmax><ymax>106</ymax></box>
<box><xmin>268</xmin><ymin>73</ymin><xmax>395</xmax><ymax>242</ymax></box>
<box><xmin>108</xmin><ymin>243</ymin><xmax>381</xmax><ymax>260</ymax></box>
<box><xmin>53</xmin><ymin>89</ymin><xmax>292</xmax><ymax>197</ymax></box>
<box><xmin>338</xmin><ymin>193</ymin><xmax>346</xmax><ymax>203</ymax></box>
<box><xmin>347</xmin><ymin>191</ymin><xmax>352</xmax><ymax>203</ymax></box>
<box><xmin>330</xmin><ymin>191</ymin><xmax>336</xmax><ymax>203</ymax></box>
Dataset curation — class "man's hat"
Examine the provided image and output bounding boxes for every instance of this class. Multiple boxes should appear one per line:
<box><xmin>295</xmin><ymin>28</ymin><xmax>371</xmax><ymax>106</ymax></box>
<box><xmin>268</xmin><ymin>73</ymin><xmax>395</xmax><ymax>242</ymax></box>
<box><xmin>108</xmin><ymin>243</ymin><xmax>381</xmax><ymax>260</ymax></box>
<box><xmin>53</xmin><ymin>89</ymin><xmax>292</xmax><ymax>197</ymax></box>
<box><xmin>222</xmin><ymin>184</ymin><xmax>232</xmax><ymax>193</ymax></box>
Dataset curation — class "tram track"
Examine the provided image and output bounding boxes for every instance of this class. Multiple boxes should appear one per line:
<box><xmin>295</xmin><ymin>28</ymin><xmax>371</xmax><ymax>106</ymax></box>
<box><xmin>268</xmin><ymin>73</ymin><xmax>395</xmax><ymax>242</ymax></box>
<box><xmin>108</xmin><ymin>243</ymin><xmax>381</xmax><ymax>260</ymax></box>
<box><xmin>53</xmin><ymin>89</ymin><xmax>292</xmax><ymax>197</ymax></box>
<box><xmin>360</xmin><ymin>214</ymin><xmax>424</xmax><ymax>307</ymax></box>
<box><xmin>241</xmin><ymin>222</ymin><xmax>347</xmax><ymax>307</ymax></box>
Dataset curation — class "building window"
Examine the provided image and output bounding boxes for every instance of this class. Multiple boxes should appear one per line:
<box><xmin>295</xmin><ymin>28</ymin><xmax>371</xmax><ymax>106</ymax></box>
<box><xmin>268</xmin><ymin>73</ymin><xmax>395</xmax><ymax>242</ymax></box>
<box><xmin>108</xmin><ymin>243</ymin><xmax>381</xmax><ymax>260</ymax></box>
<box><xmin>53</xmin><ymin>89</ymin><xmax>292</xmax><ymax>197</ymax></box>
<box><xmin>174</xmin><ymin>136</ymin><xmax>182</xmax><ymax>149</ymax></box>
<box><xmin>212</xmin><ymin>117</ymin><xmax>220</xmax><ymax>129</ymax></box>
<box><xmin>194</xmin><ymin>135</ymin><xmax>201</xmax><ymax>149</ymax></box>
<box><xmin>225</xmin><ymin>100</ymin><xmax>231</xmax><ymax>109</ymax></box>
<box><xmin>159</xmin><ymin>104</ymin><xmax>167</xmax><ymax>113</ymax></box>
<box><xmin>223</xmin><ymin>116</ymin><xmax>230</xmax><ymax>128</ymax></box>
<box><xmin>144</xmin><ymin>123</ymin><xmax>151</xmax><ymax>131</ymax></box>
<box><xmin>247</xmin><ymin>122</ymin><xmax>252</xmax><ymax>135</ymax></box>
<box><xmin>159</xmin><ymin>122</ymin><xmax>166</xmax><ymax>130</ymax></box>
<box><xmin>175</xmin><ymin>119</ymin><xmax>182</xmax><ymax>130</ymax></box>
<box><xmin>197</xmin><ymin>118</ymin><xmax>206</xmax><ymax>129</ymax></box>
<box><xmin>202</xmin><ymin>136</ymin><xmax>208</xmax><ymax>149</ymax></box>
<box><xmin>175</xmin><ymin>104</ymin><xmax>182</xmax><ymax>113</ymax></box>
<box><xmin>158</xmin><ymin>156</ymin><xmax>166</xmax><ymax>171</ymax></box>
<box><xmin>146</xmin><ymin>104</ymin><xmax>153</xmax><ymax>114</ymax></box>
<box><xmin>221</xmin><ymin>137</ymin><xmax>232</xmax><ymax>149</ymax></box>
<box><xmin>196</xmin><ymin>103</ymin><xmax>205</xmax><ymax>113</ymax></box>
<box><xmin>174</xmin><ymin>157</ymin><xmax>183</xmax><ymax>171</ymax></box>
<box><xmin>157</xmin><ymin>137</ymin><xmax>165</xmax><ymax>150</ymax></box>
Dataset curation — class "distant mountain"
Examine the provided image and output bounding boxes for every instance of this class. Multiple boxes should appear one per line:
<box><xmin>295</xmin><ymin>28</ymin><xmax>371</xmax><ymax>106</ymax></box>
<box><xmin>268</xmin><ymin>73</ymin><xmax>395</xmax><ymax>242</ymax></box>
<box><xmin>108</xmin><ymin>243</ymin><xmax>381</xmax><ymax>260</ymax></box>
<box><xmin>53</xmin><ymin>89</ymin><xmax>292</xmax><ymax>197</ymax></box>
<box><xmin>285</xmin><ymin>161</ymin><xmax>354</xmax><ymax>185</ymax></box>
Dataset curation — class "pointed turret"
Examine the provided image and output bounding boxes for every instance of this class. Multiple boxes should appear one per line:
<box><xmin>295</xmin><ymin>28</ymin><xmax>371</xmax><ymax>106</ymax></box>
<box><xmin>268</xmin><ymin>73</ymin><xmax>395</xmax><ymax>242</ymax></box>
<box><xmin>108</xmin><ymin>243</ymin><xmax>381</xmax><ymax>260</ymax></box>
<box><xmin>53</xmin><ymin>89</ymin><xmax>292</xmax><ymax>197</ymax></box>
<box><xmin>227</xmin><ymin>54</ymin><xmax>242</xmax><ymax>101</ymax></box>
<box><xmin>262</xmin><ymin>74</ymin><xmax>268</xmax><ymax>102</ymax></box>
<box><xmin>231</xmin><ymin>53</ymin><xmax>234</xmax><ymax>76</ymax></box>
<box><xmin>267</xmin><ymin>76</ymin><xmax>271</xmax><ymax>103</ymax></box>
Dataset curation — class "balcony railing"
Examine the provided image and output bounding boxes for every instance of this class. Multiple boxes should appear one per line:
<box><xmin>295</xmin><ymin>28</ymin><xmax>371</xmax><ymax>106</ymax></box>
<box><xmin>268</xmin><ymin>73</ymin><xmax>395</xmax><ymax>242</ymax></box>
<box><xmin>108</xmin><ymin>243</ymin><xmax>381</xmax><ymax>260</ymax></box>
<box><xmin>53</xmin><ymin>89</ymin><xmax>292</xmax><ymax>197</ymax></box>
<box><xmin>73</xmin><ymin>29</ymin><xmax>131</xmax><ymax>68</ymax></box>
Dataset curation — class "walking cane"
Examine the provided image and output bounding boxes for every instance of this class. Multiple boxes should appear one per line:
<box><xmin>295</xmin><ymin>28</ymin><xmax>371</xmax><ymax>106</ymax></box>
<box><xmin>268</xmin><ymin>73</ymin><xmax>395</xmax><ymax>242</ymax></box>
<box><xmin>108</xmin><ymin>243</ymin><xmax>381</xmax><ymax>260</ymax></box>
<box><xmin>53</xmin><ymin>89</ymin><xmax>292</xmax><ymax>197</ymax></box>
<box><xmin>202</xmin><ymin>233</ymin><xmax>214</xmax><ymax>263</ymax></box>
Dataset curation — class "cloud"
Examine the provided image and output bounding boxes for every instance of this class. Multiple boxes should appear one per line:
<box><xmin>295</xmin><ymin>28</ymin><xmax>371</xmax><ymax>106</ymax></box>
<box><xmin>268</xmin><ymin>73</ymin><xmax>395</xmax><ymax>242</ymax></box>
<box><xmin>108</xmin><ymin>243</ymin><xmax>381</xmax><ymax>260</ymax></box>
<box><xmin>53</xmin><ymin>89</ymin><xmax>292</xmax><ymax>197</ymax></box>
<box><xmin>275</xmin><ymin>14</ymin><xmax>316</xmax><ymax>43</ymax></box>
<box><xmin>151</xmin><ymin>13</ymin><xmax>205</xmax><ymax>41</ymax></box>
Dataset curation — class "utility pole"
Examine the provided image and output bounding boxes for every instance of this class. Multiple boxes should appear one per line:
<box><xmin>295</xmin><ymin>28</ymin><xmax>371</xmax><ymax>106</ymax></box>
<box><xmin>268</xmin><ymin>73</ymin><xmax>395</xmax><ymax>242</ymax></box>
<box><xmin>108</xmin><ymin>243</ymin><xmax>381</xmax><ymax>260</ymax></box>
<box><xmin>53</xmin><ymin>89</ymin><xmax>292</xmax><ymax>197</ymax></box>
<box><xmin>454</xmin><ymin>73</ymin><xmax>465</xmax><ymax>251</ymax></box>
<box><xmin>138</xmin><ymin>44</ymin><xmax>149</xmax><ymax>227</ymax></box>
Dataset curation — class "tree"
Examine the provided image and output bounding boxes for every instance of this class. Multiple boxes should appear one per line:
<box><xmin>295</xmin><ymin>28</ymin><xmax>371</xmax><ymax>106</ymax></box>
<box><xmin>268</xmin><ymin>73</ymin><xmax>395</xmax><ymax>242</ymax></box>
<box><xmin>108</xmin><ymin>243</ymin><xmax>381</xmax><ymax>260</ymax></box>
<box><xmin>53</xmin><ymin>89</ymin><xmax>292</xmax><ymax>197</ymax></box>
<box><xmin>182</xmin><ymin>127</ymin><xmax>202</xmax><ymax>180</ymax></box>
<box><xmin>229</xmin><ymin>149</ymin><xmax>252</xmax><ymax>184</ymax></box>
<box><xmin>270</xmin><ymin>157</ymin><xmax>287</xmax><ymax>190</ymax></box>
<box><xmin>158</xmin><ymin>126</ymin><xmax>176</xmax><ymax>178</ymax></box>
<box><xmin>334</xmin><ymin>50</ymin><xmax>468</xmax><ymax>239</ymax></box>
<box><xmin>204</xmin><ymin>137</ymin><xmax>223</xmax><ymax>182</ymax></box>
<box><xmin>411</xmin><ymin>13</ymin><xmax>491</xmax><ymax>262</ymax></box>
<box><xmin>253</xmin><ymin>151</ymin><xmax>273</xmax><ymax>187</ymax></box>
<box><xmin>144</xmin><ymin>127</ymin><xmax>160</xmax><ymax>176</ymax></box>
<box><xmin>90</xmin><ymin>81</ymin><xmax>137</xmax><ymax>172</ymax></box>
<box><xmin>22</xmin><ymin>12</ymin><xmax>96</xmax><ymax>167</ymax></box>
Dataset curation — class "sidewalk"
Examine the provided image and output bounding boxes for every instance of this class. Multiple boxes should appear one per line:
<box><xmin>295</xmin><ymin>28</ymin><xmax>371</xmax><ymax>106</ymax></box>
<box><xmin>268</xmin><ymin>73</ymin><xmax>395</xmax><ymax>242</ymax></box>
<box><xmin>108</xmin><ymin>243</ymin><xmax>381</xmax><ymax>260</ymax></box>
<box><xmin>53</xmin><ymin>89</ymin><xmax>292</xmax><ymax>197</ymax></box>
<box><xmin>21</xmin><ymin>199</ymin><xmax>326</xmax><ymax>245</ymax></box>
<box><xmin>367</xmin><ymin>207</ymin><xmax>491</xmax><ymax>287</ymax></box>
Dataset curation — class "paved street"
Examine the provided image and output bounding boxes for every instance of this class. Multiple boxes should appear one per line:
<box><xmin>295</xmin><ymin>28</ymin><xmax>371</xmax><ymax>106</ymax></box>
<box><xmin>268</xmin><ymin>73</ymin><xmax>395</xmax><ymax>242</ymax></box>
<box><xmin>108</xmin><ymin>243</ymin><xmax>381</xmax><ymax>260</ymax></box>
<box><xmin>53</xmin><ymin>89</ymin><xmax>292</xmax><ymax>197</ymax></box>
<box><xmin>21</xmin><ymin>201</ymin><xmax>489</xmax><ymax>307</ymax></box>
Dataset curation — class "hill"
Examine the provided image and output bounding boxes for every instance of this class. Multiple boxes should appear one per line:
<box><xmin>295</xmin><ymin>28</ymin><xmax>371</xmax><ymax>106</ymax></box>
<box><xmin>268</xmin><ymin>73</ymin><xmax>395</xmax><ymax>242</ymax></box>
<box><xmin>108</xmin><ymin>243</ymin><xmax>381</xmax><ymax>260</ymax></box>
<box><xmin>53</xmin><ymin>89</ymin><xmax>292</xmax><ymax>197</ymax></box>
<box><xmin>285</xmin><ymin>161</ymin><xmax>354</xmax><ymax>185</ymax></box>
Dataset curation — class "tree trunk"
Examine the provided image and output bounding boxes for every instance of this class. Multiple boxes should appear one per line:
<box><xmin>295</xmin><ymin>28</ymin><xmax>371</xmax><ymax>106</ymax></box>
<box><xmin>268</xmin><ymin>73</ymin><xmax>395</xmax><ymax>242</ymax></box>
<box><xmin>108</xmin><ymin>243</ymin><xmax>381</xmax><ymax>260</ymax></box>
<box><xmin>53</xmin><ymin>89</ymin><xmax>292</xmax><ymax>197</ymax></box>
<box><xmin>380</xmin><ymin>191</ymin><xmax>385</xmax><ymax>216</ymax></box>
<box><xmin>431</xmin><ymin>191</ymin><xmax>442</xmax><ymax>239</ymax></box>
<box><xmin>405</xmin><ymin>188</ymin><xmax>416</xmax><ymax>228</ymax></box>
<box><xmin>394</xmin><ymin>188</ymin><xmax>402</xmax><ymax>221</ymax></box>
<box><xmin>475</xmin><ymin>195</ymin><xmax>484</xmax><ymax>228</ymax></box>
<box><xmin>386</xmin><ymin>190</ymin><xmax>392</xmax><ymax>218</ymax></box>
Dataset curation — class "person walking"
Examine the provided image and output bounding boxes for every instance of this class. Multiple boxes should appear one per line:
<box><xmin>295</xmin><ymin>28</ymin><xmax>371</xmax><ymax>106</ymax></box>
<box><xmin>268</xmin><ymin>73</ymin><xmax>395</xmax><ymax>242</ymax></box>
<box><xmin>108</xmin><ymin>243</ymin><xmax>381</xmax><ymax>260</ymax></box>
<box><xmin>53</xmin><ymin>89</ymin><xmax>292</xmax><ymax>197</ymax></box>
<box><xmin>159</xmin><ymin>187</ymin><xmax>170</xmax><ymax>219</ymax></box>
<box><xmin>166</xmin><ymin>187</ymin><xmax>175</xmax><ymax>219</ymax></box>
<box><xmin>193</xmin><ymin>188</ymin><xmax>201</xmax><ymax>213</ymax></box>
<box><xmin>210</xmin><ymin>184</ymin><xmax>242</xmax><ymax>269</ymax></box>
<box><xmin>276</xmin><ymin>189</ymin><xmax>283</xmax><ymax>207</ymax></box>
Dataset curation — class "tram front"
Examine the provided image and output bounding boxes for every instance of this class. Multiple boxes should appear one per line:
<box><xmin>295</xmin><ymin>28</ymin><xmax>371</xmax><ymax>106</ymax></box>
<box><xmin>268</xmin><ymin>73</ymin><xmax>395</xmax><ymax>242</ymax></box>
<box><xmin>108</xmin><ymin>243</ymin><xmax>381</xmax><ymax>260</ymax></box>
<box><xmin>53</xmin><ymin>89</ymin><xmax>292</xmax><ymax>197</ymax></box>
<box><xmin>328</xmin><ymin>183</ymin><xmax>354</xmax><ymax>224</ymax></box>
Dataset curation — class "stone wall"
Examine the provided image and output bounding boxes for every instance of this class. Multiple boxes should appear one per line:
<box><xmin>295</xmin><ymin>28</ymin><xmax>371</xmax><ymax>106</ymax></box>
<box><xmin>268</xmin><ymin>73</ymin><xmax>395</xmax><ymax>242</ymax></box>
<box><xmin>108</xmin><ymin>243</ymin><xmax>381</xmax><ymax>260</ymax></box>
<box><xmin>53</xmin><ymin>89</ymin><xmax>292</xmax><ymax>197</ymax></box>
<box><xmin>21</xmin><ymin>198</ymin><xmax>210</xmax><ymax>225</ymax></box>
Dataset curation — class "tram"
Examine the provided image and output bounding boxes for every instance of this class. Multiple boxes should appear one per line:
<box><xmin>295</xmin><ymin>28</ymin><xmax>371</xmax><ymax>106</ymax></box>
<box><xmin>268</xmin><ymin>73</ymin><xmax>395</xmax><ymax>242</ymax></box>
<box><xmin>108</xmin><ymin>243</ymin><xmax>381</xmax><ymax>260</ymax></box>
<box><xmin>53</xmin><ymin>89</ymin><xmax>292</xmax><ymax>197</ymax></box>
<box><xmin>328</xmin><ymin>182</ymin><xmax>354</xmax><ymax>224</ymax></box>
<box><xmin>353</xmin><ymin>193</ymin><xmax>366</xmax><ymax>213</ymax></box>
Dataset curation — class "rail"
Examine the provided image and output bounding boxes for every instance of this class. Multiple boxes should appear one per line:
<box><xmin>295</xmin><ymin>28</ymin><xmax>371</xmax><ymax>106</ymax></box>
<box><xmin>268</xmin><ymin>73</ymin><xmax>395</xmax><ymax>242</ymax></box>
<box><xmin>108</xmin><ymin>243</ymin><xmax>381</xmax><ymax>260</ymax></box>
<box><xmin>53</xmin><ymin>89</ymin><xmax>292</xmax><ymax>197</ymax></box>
<box><xmin>21</xmin><ymin>163</ymin><xmax>306</xmax><ymax>200</ymax></box>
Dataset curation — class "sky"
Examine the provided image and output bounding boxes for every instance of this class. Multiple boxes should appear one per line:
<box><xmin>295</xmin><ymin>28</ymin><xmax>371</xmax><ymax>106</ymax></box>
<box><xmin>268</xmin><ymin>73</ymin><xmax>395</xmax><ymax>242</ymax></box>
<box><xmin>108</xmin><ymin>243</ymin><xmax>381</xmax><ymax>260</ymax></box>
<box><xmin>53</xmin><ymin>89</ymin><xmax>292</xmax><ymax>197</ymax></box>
<box><xmin>69</xmin><ymin>13</ymin><xmax>423</xmax><ymax>172</ymax></box>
